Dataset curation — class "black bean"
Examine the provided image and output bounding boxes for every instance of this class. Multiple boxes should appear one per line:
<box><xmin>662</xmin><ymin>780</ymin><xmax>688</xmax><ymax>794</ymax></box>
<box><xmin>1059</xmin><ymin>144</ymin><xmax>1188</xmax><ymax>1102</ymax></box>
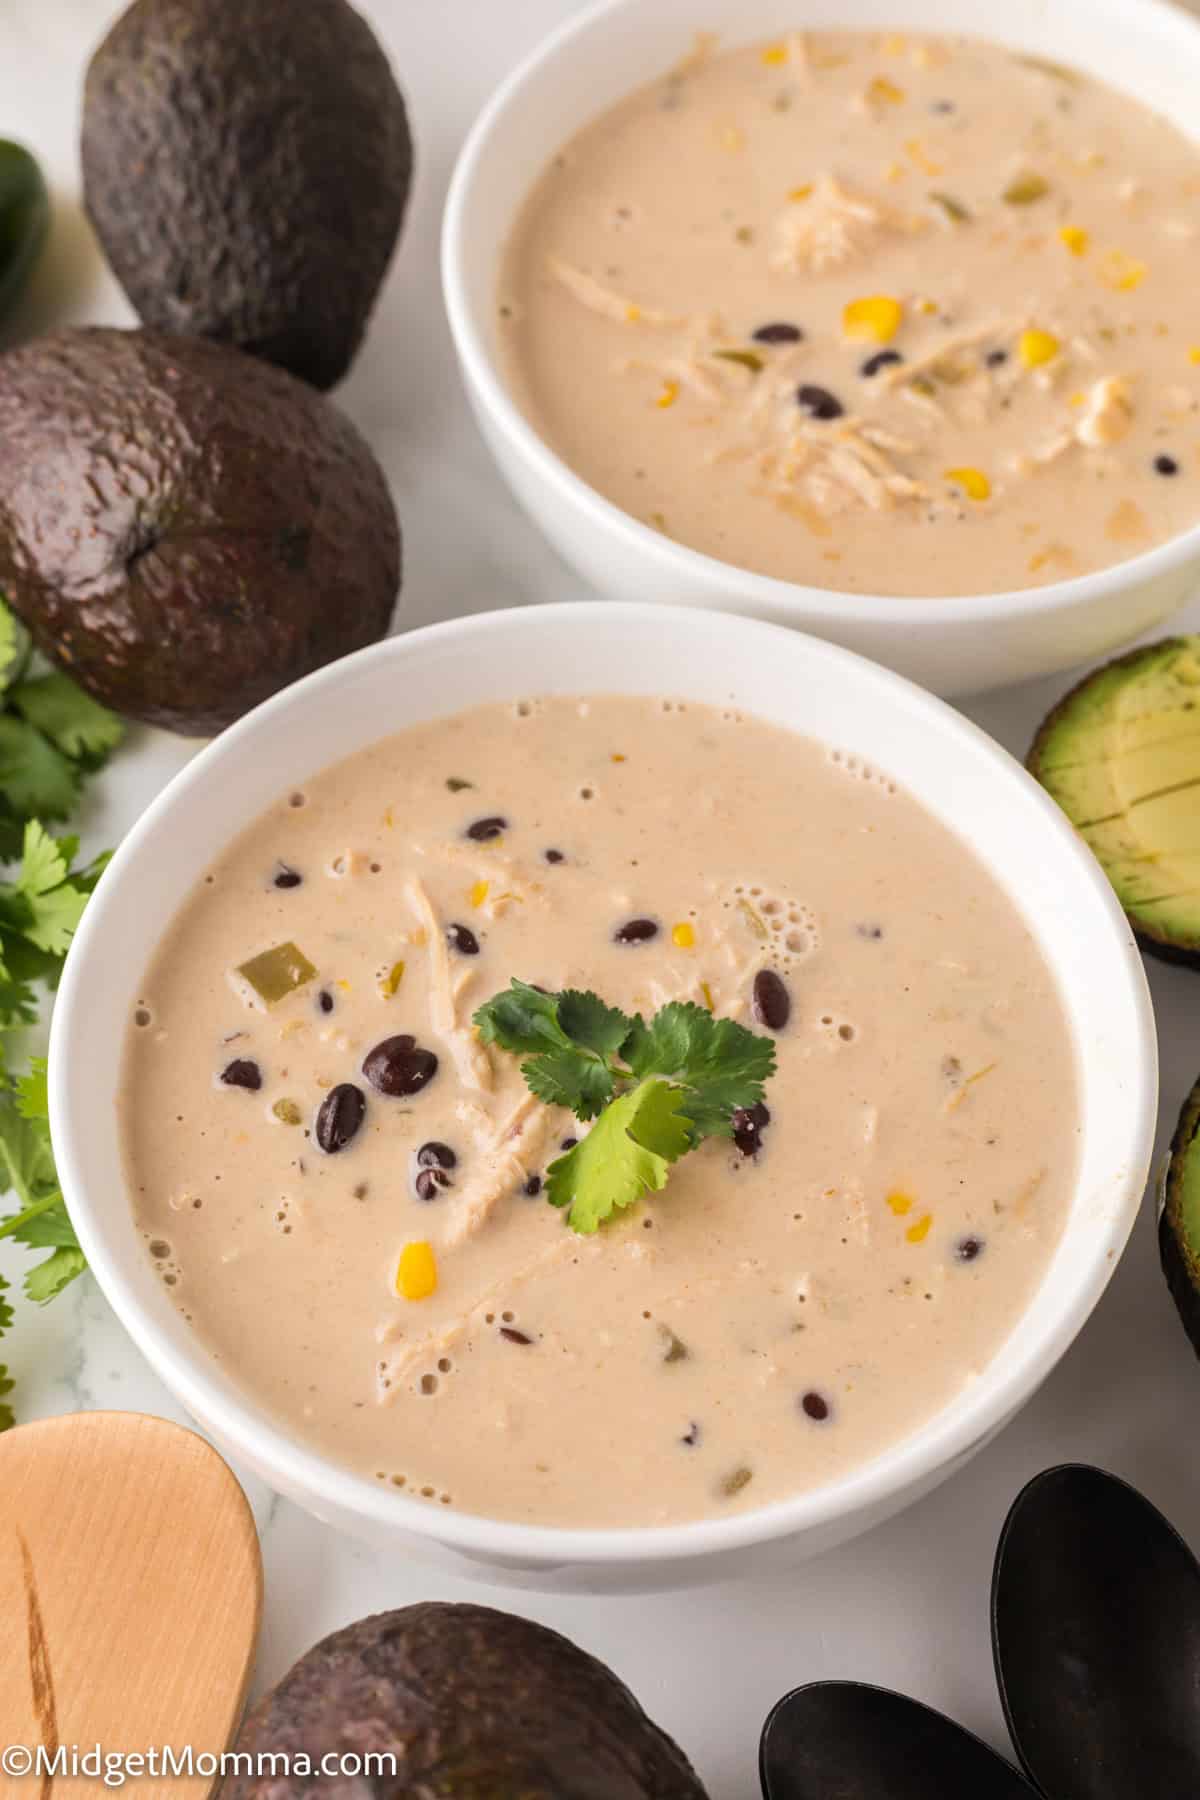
<box><xmin>446</xmin><ymin>776</ymin><xmax>474</xmax><ymax>792</ymax></box>
<box><xmin>860</xmin><ymin>349</ymin><xmax>904</xmax><ymax>379</ymax></box>
<box><xmin>956</xmin><ymin>1235</ymin><xmax>985</xmax><ymax>1263</ymax></box>
<box><xmin>856</xmin><ymin>922</ymin><xmax>884</xmax><ymax>941</ymax></box>
<box><xmin>1155</xmin><ymin>454</ymin><xmax>1180</xmax><ymax>477</ymax></box>
<box><xmin>732</xmin><ymin>1101</ymin><xmax>771</xmax><ymax>1157</ymax></box>
<box><xmin>465</xmin><ymin>815</ymin><xmax>507</xmax><ymax>841</ymax></box>
<box><xmin>318</xmin><ymin>989</ymin><xmax>334</xmax><ymax>1014</ymax></box>
<box><xmin>524</xmin><ymin>1174</ymin><xmax>542</xmax><ymax>1197</ymax></box>
<box><xmin>315</xmin><ymin>1083</ymin><xmax>365</xmax><ymax>1153</ymax></box>
<box><xmin>415</xmin><ymin>1166</ymin><xmax>452</xmax><ymax>1202</ymax></box>
<box><xmin>220</xmin><ymin>1058</ymin><xmax>262</xmax><ymax>1091</ymax></box>
<box><xmin>796</xmin><ymin>383</ymin><xmax>844</xmax><ymax>421</ymax></box>
<box><xmin>681</xmin><ymin>1421</ymin><xmax>702</xmax><ymax>1447</ymax></box>
<box><xmin>752</xmin><ymin>321</ymin><xmax>804</xmax><ymax>344</ymax></box>
<box><xmin>801</xmin><ymin>1390</ymin><xmax>831</xmax><ymax>1423</ymax></box>
<box><xmin>363</xmin><ymin>1035</ymin><xmax>439</xmax><ymax>1097</ymax></box>
<box><xmin>499</xmin><ymin>1326</ymin><xmax>534</xmax><ymax>1345</ymax></box>
<box><xmin>446</xmin><ymin>922</ymin><xmax>480</xmax><ymax>955</ymax></box>
<box><xmin>752</xmin><ymin>968</ymin><xmax>791</xmax><ymax>1031</ymax></box>
<box><xmin>417</xmin><ymin>1141</ymin><xmax>457</xmax><ymax>1171</ymax></box>
<box><xmin>544</xmin><ymin>848</ymin><xmax>566</xmax><ymax>864</ymax></box>
<box><xmin>560</xmin><ymin>1136</ymin><xmax>578</xmax><ymax>1152</ymax></box>
<box><xmin>614</xmin><ymin>917</ymin><xmax>659</xmax><ymax>945</ymax></box>
<box><xmin>930</xmin><ymin>98</ymin><xmax>955</xmax><ymax>113</ymax></box>
<box><xmin>985</xmin><ymin>348</ymin><xmax>1009</xmax><ymax>367</ymax></box>
<box><xmin>273</xmin><ymin>864</ymin><xmax>303</xmax><ymax>889</ymax></box>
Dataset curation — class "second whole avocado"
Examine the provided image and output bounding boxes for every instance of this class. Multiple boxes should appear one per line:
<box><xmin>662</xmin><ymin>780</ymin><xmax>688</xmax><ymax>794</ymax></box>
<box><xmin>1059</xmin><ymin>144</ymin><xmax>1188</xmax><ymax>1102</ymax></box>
<box><xmin>0</xmin><ymin>327</ymin><xmax>401</xmax><ymax>734</ymax></box>
<box><xmin>81</xmin><ymin>0</ymin><xmax>413</xmax><ymax>389</ymax></box>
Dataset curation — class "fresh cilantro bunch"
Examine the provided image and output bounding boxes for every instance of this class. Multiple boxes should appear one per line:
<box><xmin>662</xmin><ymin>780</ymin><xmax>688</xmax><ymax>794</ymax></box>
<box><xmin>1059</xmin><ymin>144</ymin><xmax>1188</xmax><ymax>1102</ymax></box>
<box><xmin>0</xmin><ymin>597</ymin><xmax>123</xmax><ymax>1430</ymax></box>
<box><xmin>474</xmin><ymin>980</ymin><xmax>776</xmax><ymax>1234</ymax></box>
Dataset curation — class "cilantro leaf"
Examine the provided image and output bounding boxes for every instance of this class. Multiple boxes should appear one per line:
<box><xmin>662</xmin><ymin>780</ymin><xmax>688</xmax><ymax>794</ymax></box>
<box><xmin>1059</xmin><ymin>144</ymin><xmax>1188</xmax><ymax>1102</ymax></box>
<box><xmin>523</xmin><ymin>1048</ymin><xmax>614</xmax><ymax>1119</ymax></box>
<box><xmin>13</xmin><ymin>674</ymin><xmax>124</xmax><ymax>769</ymax></box>
<box><xmin>0</xmin><ymin>715</ymin><xmax>79</xmax><ymax>822</ymax></box>
<box><xmin>0</xmin><ymin>601</ymin><xmax>31</xmax><ymax>700</ymax></box>
<box><xmin>546</xmin><ymin>1079</ymin><xmax>694</xmax><ymax>1233</ymax></box>
<box><xmin>625</xmin><ymin>1001</ymin><xmax>776</xmax><ymax>1139</ymax></box>
<box><xmin>556</xmin><ymin>989</ymin><xmax>631</xmax><ymax>1058</ymax></box>
<box><xmin>24</xmin><ymin>1245</ymin><xmax>85</xmax><ymax>1304</ymax></box>
<box><xmin>16</xmin><ymin>1058</ymin><xmax>48</xmax><ymax>1121</ymax></box>
<box><xmin>473</xmin><ymin>979</ymin><xmax>571</xmax><ymax>1057</ymax></box>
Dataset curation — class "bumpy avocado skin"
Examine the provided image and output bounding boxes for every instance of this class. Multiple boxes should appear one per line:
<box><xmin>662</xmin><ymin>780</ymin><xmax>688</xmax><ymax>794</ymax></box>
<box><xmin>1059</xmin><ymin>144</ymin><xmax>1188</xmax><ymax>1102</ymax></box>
<box><xmin>81</xmin><ymin>0</ymin><xmax>412</xmax><ymax>390</ymax></box>
<box><xmin>1160</xmin><ymin>1078</ymin><xmax>1200</xmax><ymax>1358</ymax></box>
<box><xmin>0</xmin><ymin>327</ymin><xmax>400</xmax><ymax>735</ymax></box>
<box><xmin>1028</xmin><ymin>637</ymin><xmax>1200</xmax><ymax>967</ymax></box>
<box><xmin>223</xmin><ymin>1604</ymin><xmax>710</xmax><ymax>1799</ymax></box>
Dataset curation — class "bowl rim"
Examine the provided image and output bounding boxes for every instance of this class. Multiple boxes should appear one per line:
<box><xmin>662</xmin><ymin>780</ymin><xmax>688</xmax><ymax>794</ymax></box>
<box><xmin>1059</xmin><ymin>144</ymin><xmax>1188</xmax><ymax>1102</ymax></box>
<box><xmin>441</xmin><ymin>0</ymin><xmax>1200</xmax><ymax>627</ymax></box>
<box><xmin>50</xmin><ymin>601</ymin><xmax>1158</xmax><ymax>1568</ymax></box>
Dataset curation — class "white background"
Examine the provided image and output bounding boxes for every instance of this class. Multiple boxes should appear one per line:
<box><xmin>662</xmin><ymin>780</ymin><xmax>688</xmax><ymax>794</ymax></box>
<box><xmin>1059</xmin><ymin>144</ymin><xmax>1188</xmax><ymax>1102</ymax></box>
<box><xmin>3</xmin><ymin>3</ymin><xmax>1200</xmax><ymax>1790</ymax></box>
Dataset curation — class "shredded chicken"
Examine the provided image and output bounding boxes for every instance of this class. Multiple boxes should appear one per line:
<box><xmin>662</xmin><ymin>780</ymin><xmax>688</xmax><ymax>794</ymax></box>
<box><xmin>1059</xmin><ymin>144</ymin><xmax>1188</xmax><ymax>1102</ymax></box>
<box><xmin>406</xmin><ymin>876</ymin><xmax>493</xmax><ymax>1092</ymax></box>
<box><xmin>769</xmin><ymin>176</ymin><xmax>928</xmax><ymax>276</ymax></box>
<box><xmin>1075</xmin><ymin>374</ymin><xmax>1134</xmax><ymax>448</ymax></box>
<box><xmin>441</xmin><ymin>1091</ymin><xmax>563</xmax><ymax>1250</ymax></box>
<box><xmin>547</xmin><ymin>256</ymin><xmax>683</xmax><ymax>328</ymax></box>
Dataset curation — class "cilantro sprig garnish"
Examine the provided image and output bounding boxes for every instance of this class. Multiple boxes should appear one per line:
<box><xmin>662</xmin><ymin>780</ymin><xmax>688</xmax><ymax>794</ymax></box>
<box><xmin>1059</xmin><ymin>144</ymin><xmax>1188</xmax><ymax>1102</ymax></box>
<box><xmin>474</xmin><ymin>980</ymin><xmax>776</xmax><ymax>1234</ymax></box>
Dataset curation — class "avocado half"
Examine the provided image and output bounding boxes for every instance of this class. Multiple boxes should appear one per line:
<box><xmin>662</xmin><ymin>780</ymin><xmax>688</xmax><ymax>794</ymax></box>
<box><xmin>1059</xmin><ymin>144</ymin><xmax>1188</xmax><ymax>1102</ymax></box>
<box><xmin>1028</xmin><ymin>637</ymin><xmax>1200</xmax><ymax>964</ymax></box>
<box><xmin>1160</xmin><ymin>1078</ymin><xmax>1200</xmax><ymax>1358</ymax></box>
<box><xmin>82</xmin><ymin>0</ymin><xmax>412</xmax><ymax>390</ymax></box>
<box><xmin>225</xmin><ymin>1603</ymin><xmax>710</xmax><ymax>1799</ymax></box>
<box><xmin>0</xmin><ymin>327</ymin><xmax>400</xmax><ymax>735</ymax></box>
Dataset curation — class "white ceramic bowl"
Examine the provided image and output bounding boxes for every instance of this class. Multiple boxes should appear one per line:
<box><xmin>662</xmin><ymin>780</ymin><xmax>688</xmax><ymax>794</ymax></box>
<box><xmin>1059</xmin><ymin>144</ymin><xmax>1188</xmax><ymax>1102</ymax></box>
<box><xmin>51</xmin><ymin>603</ymin><xmax>1157</xmax><ymax>1592</ymax></box>
<box><xmin>443</xmin><ymin>0</ymin><xmax>1200</xmax><ymax>698</ymax></box>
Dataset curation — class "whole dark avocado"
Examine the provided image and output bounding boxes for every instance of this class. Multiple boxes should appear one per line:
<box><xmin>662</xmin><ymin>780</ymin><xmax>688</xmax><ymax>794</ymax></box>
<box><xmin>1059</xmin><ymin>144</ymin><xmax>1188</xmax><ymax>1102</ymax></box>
<box><xmin>0</xmin><ymin>327</ymin><xmax>400</xmax><ymax>735</ymax></box>
<box><xmin>222</xmin><ymin>1603</ymin><xmax>711</xmax><ymax>1799</ymax></box>
<box><xmin>81</xmin><ymin>0</ymin><xmax>412</xmax><ymax>389</ymax></box>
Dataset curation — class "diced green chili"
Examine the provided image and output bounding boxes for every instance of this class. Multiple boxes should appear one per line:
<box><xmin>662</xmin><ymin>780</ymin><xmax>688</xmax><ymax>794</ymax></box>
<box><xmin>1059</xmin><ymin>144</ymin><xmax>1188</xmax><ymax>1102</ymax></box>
<box><xmin>236</xmin><ymin>941</ymin><xmax>318</xmax><ymax>1006</ymax></box>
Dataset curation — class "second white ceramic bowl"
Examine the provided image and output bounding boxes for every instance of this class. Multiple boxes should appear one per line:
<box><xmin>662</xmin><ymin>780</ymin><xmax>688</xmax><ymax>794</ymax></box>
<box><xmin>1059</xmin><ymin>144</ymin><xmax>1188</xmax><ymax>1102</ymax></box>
<box><xmin>443</xmin><ymin>0</ymin><xmax>1200</xmax><ymax>697</ymax></box>
<box><xmin>51</xmin><ymin>604</ymin><xmax>1155</xmax><ymax>1591</ymax></box>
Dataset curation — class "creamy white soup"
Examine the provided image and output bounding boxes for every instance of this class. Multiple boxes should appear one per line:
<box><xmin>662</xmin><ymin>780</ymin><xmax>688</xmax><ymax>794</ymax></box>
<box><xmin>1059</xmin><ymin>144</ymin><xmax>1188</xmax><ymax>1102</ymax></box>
<box><xmin>121</xmin><ymin>697</ymin><xmax>1077</xmax><ymax>1527</ymax></box>
<box><xmin>499</xmin><ymin>30</ymin><xmax>1200</xmax><ymax>596</ymax></box>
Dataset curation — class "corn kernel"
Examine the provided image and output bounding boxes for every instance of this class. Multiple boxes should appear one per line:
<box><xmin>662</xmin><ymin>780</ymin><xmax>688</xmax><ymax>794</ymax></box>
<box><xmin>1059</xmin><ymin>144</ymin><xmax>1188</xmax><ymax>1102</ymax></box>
<box><xmin>1098</xmin><ymin>250</ymin><xmax>1146</xmax><ymax>292</ymax></box>
<box><xmin>397</xmin><ymin>1241</ymin><xmax>438</xmax><ymax>1301</ymax></box>
<box><xmin>886</xmin><ymin>1190</ymin><xmax>914</xmax><ymax>1216</ymax></box>
<box><xmin>624</xmin><ymin>303</ymin><xmax>642</xmax><ymax>323</ymax></box>
<box><xmin>1018</xmin><ymin>328</ymin><xmax>1061</xmax><ymax>368</ymax></box>
<box><xmin>672</xmin><ymin>921</ymin><xmax>696</xmax><ymax>949</ymax></box>
<box><xmin>335</xmin><ymin>978</ymin><xmax>351</xmax><ymax>992</ymax></box>
<box><xmin>470</xmin><ymin>879</ymin><xmax>489</xmax><ymax>909</ymax></box>
<box><xmin>1058</xmin><ymin>224</ymin><xmax>1090</xmax><ymax>257</ymax></box>
<box><xmin>867</xmin><ymin>75</ymin><xmax>905</xmax><ymax>105</ymax></box>
<box><xmin>843</xmin><ymin>295</ymin><xmax>904</xmax><ymax>345</ymax></box>
<box><xmin>656</xmin><ymin>379</ymin><xmax>680</xmax><ymax>409</ymax></box>
<box><xmin>719</xmin><ymin>125</ymin><xmax>746</xmax><ymax>151</ymax></box>
<box><xmin>945</xmin><ymin>466</ymin><xmax>992</xmax><ymax>502</ymax></box>
<box><xmin>761</xmin><ymin>42</ymin><xmax>788</xmax><ymax>64</ymax></box>
<box><xmin>611</xmin><ymin>752</ymin><xmax>627</xmax><ymax>763</ymax></box>
<box><xmin>906</xmin><ymin>1213</ymin><xmax>933</xmax><ymax>1245</ymax></box>
<box><xmin>1190</xmin><ymin>346</ymin><xmax>1200</xmax><ymax>365</ymax></box>
<box><xmin>788</xmin><ymin>183</ymin><xmax>814</xmax><ymax>202</ymax></box>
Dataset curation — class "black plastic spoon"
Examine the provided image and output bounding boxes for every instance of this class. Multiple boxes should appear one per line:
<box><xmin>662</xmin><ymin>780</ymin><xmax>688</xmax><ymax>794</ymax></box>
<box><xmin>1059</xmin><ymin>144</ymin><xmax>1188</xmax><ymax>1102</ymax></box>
<box><xmin>759</xmin><ymin>1680</ymin><xmax>1035</xmax><ymax>1799</ymax></box>
<box><xmin>992</xmin><ymin>1463</ymin><xmax>1200</xmax><ymax>1800</ymax></box>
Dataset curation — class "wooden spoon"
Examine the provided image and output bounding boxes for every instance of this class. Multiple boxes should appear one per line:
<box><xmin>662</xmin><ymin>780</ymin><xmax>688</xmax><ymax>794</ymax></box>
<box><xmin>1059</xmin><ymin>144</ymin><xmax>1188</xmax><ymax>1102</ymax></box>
<box><xmin>0</xmin><ymin>1411</ymin><xmax>262</xmax><ymax>1797</ymax></box>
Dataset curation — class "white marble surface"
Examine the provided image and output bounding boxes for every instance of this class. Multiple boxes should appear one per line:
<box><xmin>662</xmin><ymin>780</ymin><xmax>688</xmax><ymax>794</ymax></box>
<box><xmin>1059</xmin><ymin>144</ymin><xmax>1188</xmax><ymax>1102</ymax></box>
<box><xmin>4</xmin><ymin>2</ymin><xmax>1200</xmax><ymax>1790</ymax></box>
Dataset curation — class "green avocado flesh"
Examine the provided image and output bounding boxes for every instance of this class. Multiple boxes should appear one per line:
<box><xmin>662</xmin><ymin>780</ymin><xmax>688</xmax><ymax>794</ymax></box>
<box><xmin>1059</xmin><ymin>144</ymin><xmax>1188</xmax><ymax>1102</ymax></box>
<box><xmin>1160</xmin><ymin>1079</ymin><xmax>1200</xmax><ymax>1357</ymax></box>
<box><xmin>1029</xmin><ymin>637</ymin><xmax>1200</xmax><ymax>958</ymax></box>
